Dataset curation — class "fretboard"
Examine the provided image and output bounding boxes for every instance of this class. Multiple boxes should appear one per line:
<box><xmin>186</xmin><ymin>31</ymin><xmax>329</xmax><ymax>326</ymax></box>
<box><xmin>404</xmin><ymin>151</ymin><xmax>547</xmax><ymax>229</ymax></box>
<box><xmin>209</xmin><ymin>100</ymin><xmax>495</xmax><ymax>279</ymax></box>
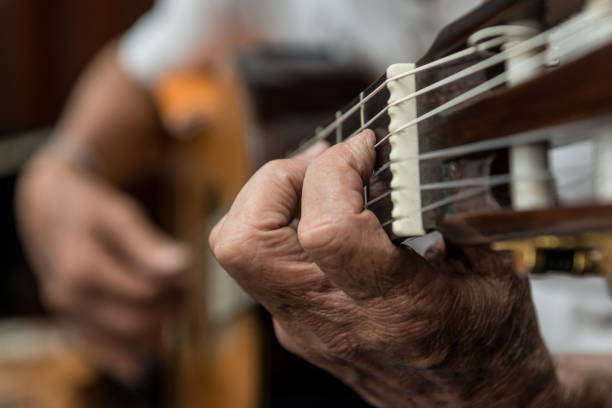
<box><xmin>291</xmin><ymin>72</ymin><xmax>400</xmax><ymax>239</ymax></box>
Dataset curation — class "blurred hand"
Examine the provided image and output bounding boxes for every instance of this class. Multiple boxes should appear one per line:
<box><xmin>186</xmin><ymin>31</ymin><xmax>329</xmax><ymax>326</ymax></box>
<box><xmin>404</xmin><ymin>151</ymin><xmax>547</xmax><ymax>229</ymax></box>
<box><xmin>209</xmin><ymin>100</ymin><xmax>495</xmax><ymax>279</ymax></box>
<box><xmin>16</xmin><ymin>153</ymin><xmax>188</xmax><ymax>385</ymax></box>
<box><xmin>210</xmin><ymin>131</ymin><xmax>561</xmax><ymax>407</ymax></box>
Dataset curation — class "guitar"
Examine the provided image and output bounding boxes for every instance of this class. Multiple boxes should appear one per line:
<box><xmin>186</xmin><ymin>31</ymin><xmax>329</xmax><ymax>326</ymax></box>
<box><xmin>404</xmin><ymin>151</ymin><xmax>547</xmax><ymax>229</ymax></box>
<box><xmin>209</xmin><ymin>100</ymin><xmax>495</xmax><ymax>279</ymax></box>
<box><xmin>290</xmin><ymin>0</ymin><xmax>612</xmax><ymax>278</ymax></box>
<box><xmin>152</xmin><ymin>53</ymin><xmax>370</xmax><ymax>407</ymax></box>
<box><xmin>133</xmin><ymin>0</ymin><xmax>612</xmax><ymax>407</ymax></box>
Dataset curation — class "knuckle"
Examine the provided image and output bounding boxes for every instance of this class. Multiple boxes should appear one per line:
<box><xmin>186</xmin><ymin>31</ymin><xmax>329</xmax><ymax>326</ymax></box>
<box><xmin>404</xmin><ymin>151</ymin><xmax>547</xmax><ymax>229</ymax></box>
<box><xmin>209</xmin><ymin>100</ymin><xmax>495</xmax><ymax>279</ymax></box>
<box><xmin>298</xmin><ymin>217</ymin><xmax>352</xmax><ymax>256</ymax></box>
<box><xmin>325</xmin><ymin>142</ymin><xmax>356</xmax><ymax>169</ymax></box>
<box><xmin>212</xmin><ymin>233</ymin><xmax>255</xmax><ymax>273</ymax></box>
<box><xmin>42</xmin><ymin>283</ymin><xmax>73</xmax><ymax>313</ymax></box>
<box><xmin>208</xmin><ymin>222</ymin><xmax>222</xmax><ymax>251</ymax></box>
<box><xmin>110</xmin><ymin>310</ymin><xmax>157</xmax><ymax>337</ymax></box>
<box><xmin>210</xmin><ymin>224</ymin><xmax>259</xmax><ymax>273</ymax></box>
<box><xmin>260</xmin><ymin>159</ymin><xmax>298</xmax><ymax>184</ymax></box>
<box><xmin>330</xmin><ymin>141</ymin><xmax>352</xmax><ymax>158</ymax></box>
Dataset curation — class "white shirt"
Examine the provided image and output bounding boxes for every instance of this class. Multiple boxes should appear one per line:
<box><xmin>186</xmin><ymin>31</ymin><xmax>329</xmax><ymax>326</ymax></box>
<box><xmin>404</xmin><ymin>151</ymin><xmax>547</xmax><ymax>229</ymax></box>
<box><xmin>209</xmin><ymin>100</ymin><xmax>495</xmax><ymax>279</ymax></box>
<box><xmin>119</xmin><ymin>0</ymin><xmax>481</xmax><ymax>84</ymax></box>
<box><xmin>119</xmin><ymin>0</ymin><xmax>612</xmax><ymax>354</ymax></box>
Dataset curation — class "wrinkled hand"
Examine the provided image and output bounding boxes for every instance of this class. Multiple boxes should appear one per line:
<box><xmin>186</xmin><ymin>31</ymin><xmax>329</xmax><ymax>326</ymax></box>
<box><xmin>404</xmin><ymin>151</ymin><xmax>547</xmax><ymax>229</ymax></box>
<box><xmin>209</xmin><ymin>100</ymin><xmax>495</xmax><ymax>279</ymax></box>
<box><xmin>210</xmin><ymin>131</ymin><xmax>560</xmax><ymax>407</ymax></box>
<box><xmin>16</xmin><ymin>154</ymin><xmax>188</xmax><ymax>385</ymax></box>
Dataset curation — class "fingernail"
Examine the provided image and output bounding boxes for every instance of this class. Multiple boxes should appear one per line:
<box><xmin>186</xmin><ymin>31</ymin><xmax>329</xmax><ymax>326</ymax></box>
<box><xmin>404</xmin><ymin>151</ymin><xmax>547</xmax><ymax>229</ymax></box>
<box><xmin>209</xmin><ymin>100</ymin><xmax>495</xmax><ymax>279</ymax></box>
<box><xmin>360</xmin><ymin>129</ymin><xmax>376</xmax><ymax>146</ymax></box>
<box><xmin>302</xmin><ymin>141</ymin><xmax>329</xmax><ymax>161</ymax></box>
<box><xmin>153</xmin><ymin>245</ymin><xmax>189</xmax><ymax>272</ymax></box>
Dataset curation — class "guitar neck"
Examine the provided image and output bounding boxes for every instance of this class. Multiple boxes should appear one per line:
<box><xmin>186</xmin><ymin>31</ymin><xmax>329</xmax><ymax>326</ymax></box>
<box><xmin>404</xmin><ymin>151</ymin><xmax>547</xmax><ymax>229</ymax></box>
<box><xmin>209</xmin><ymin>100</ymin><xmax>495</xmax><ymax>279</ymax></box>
<box><xmin>298</xmin><ymin>0</ymin><xmax>612</xmax><ymax>245</ymax></box>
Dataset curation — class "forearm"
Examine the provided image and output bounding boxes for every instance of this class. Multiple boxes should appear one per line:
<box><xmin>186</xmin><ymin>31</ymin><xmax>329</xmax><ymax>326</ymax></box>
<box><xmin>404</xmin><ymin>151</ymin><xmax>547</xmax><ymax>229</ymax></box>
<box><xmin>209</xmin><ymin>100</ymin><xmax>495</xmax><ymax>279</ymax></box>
<box><xmin>52</xmin><ymin>41</ymin><xmax>167</xmax><ymax>183</ymax></box>
<box><xmin>555</xmin><ymin>354</ymin><xmax>612</xmax><ymax>406</ymax></box>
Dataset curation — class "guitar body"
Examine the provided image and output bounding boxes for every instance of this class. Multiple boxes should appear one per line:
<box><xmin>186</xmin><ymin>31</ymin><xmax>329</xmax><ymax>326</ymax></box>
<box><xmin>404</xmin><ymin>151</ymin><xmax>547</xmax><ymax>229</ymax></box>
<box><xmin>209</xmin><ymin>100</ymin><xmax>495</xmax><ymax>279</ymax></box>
<box><xmin>151</xmin><ymin>48</ymin><xmax>371</xmax><ymax>407</ymax></box>
<box><xmin>153</xmin><ymin>62</ymin><xmax>260</xmax><ymax>408</ymax></box>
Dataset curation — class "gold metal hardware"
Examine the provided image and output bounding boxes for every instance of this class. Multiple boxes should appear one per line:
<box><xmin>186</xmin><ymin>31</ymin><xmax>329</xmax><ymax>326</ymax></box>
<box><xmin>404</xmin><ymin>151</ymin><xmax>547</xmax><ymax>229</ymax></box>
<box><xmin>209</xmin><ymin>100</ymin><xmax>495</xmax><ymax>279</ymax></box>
<box><xmin>492</xmin><ymin>233</ymin><xmax>612</xmax><ymax>277</ymax></box>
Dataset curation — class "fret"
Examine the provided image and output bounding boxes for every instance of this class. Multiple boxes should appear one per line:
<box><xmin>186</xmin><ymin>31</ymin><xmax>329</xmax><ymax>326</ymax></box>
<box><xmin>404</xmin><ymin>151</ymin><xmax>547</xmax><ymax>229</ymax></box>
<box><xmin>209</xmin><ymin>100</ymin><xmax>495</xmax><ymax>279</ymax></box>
<box><xmin>310</xmin><ymin>74</ymin><xmax>387</xmax><ymax>143</ymax></box>
<box><xmin>360</xmin><ymin>74</ymin><xmax>393</xmax><ymax>236</ymax></box>
<box><xmin>315</xmin><ymin>126</ymin><xmax>323</xmax><ymax>139</ymax></box>
<box><xmin>359</xmin><ymin>91</ymin><xmax>365</xmax><ymax>127</ymax></box>
<box><xmin>335</xmin><ymin>111</ymin><xmax>343</xmax><ymax>144</ymax></box>
<box><xmin>363</xmin><ymin>77</ymin><xmax>391</xmax><ymax>132</ymax></box>
<box><xmin>300</xmin><ymin>74</ymin><xmax>391</xmax><ymax>158</ymax></box>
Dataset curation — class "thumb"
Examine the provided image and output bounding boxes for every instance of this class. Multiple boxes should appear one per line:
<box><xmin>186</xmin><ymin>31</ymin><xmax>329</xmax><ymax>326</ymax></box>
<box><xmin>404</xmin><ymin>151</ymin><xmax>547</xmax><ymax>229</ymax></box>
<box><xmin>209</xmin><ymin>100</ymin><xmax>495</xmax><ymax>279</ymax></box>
<box><xmin>98</xmin><ymin>193</ymin><xmax>189</xmax><ymax>276</ymax></box>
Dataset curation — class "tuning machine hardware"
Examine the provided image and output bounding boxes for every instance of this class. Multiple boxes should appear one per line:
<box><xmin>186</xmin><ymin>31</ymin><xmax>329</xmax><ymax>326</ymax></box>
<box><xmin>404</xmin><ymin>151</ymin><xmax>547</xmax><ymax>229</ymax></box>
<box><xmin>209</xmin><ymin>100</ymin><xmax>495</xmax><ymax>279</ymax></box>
<box><xmin>492</xmin><ymin>234</ymin><xmax>612</xmax><ymax>278</ymax></box>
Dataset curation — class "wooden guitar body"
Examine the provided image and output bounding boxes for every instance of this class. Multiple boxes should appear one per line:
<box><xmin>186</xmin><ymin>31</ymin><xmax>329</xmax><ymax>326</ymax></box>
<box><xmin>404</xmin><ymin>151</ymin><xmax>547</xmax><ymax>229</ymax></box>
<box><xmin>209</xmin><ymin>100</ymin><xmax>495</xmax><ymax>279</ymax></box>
<box><xmin>151</xmin><ymin>51</ymin><xmax>370</xmax><ymax>407</ymax></box>
<box><xmin>153</xmin><ymin>63</ymin><xmax>260</xmax><ymax>408</ymax></box>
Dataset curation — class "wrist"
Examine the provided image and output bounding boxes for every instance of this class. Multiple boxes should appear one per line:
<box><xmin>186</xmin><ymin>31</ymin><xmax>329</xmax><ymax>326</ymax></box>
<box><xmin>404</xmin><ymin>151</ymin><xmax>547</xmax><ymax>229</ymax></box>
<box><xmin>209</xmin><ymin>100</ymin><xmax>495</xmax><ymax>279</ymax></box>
<box><xmin>412</xmin><ymin>272</ymin><xmax>563</xmax><ymax>406</ymax></box>
<box><xmin>33</xmin><ymin>134</ymin><xmax>103</xmax><ymax>176</ymax></box>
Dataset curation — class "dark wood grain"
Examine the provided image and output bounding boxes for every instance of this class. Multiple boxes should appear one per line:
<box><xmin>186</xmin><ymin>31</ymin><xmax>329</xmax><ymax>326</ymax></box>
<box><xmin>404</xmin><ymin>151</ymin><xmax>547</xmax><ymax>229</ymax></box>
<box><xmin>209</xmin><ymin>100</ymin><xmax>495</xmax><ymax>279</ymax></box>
<box><xmin>419</xmin><ymin>0</ymin><xmax>543</xmax><ymax>64</ymax></box>
<box><xmin>421</xmin><ymin>43</ymin><xmax>612</xmax><ymax>152</ymax></box>
<box><xmin>0</xmin><ymin>0</ymin><xmax>153</xmax><ymax>137</ymax></box>
<box><xmin>438</xmin><ymin>205</ymin><xmax>612</xmax><ymax>245</ymax></box>
<box><xmin>545</xmin><ymin>0</ymin><xmax>587</xmax><ymax>26</ymax></box>
<box><xmin>420</xmin><ymin>0</ymin><xmax>587</xmax><ymax>65</ymax></box>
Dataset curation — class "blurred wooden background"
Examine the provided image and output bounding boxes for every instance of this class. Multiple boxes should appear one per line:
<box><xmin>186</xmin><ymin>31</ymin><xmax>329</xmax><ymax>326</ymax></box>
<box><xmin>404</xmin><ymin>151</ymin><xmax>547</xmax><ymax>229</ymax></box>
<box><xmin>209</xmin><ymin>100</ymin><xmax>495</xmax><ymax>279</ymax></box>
<box><xmin>0</xmin><ymin>0</ymin><xmax>152</xmax><ymax>317</ymax></box>
<box><xmin>0</xmin><ymin>0</ymin><xmax>153</xmax><ymax>136</ymax></box>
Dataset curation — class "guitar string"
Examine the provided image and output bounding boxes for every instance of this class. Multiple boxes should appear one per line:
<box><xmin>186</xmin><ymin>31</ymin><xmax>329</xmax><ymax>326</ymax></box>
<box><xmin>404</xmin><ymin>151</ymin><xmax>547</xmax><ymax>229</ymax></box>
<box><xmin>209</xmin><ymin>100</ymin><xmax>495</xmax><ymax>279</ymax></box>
<box><xmin>293</xmin><ymin>49</ymin><xmax>471</xmax><ymax>154</ymax></box>
<box><xmin>377</xmin><ymin>131</ymin><xmax>552</xmax><ymax>172</ymax></box>
<box><xmin>365</xmin><ymin>174</ymin><xmax>515</xmax><ymax>208</ymax></box>
<box><xmin>292</xmin><ymin>37</ymin><xmax>510</xmax><ymax>155</ymax></box>
<box><xmin>364</xmin><ymin>8</ymin><xmax>610</xmax><ymax>229</ymax></box>
<box><xmin>383</xmin><ymin>165</ymin><xmax>598</xmax><ymax>227</ymax></box>
<box><xmin>373</xmin><ymin>10</ymin><xmax>608</xmax><ymax>150</ymax></box>
<box><xmin>349</xmin><ymin>31</ymin><xmax>555</xmax><ymax>146</ymax></box>
<box><xmin>377</xmin><ymin>186</ymin><xmax>489</xmax><ymax>230</ymax></box>
<box><xmin>297</xmin><ymin>6</ymin><xmax>608</xmax><ymax>157</ymax></box>
<box><xmin>302</xmin><ymin>39</ymin><xmax>500</xmax><ymax>144</ymax></box>
<box><xmin>341</xmin><ymin>37</ymin><xmax>515</xmax><ymax>141</ymax></box>
<box><xmin>368</xmin><ymin>9</ymin><xmax>611</xmax><ymax>170</ymax></box>
<box><xmin>374</xmin><ymin>72</ymin><xmax>508</xmax><ymax>149</ymax></box>
<box><xmin>367</xmin><ymin>161</ymin><xmax>596</xmax><ymax>209</ymax></box>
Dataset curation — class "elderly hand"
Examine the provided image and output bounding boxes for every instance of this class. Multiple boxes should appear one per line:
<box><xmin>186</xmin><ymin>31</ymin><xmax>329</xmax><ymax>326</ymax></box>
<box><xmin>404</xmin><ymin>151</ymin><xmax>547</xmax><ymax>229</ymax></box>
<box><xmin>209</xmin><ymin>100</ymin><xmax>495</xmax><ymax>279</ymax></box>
<box><xmin>210</xmin><ymin>131</ymin><xmax>562</xmax><ymax>407</ymax></box>
<box><xmin>16</xmin><ymin>152</ymin><xmax>188</xmax><ymax>385</ymax></box>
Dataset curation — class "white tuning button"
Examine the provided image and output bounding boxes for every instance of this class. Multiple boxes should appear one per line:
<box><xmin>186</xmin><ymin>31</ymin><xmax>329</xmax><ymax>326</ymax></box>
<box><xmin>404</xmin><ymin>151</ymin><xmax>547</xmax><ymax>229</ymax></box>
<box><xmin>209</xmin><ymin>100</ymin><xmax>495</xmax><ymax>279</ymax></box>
<box><xmin>511</xmin><ymin>144</ymin><xmax>554</xmax><ymax>210</ymax></box>
<box><xmin>506</xmin><ymin>21</ymin><xmax>555</xmax><ymax>211</ymax></box>
<box><xmin>596</xmin><ymin>125</ymin><xmax>612</xmax><ymax>203</ymax></box>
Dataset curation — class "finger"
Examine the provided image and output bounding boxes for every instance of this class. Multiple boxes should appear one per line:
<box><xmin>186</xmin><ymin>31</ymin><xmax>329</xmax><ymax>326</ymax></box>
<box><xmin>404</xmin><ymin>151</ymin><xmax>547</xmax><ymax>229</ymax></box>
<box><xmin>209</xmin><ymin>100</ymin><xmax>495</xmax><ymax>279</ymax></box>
<box><xmin>223</xmin><ymin>141</ymin><xmax>328</xmax><ymax>231</ymax></box>
<box><xmin>78</xmin><ymin>324</ymin><xmax>148</xmax><ymax>387</ymax></box>
<box><xmin>71</xmin><ymin>257</ymin><xmax>175</xmax><ymax>341</ymax></box>
<box><xmin>210</xmin><ymin>157</ymin><xmax>309</xmax><ymax>280</ymax></box>
<box><xmin>83</xmin><ymin>244</ymin><xmax>172</xmax><ymax>303</ymax></box>
<box><xmin>299</xmin><ymin>131</ymin><xmax>427</xmax><ymax>300</ymax></box>
<box><xmin>211</xmin><ymin>144</ymin><xmax>333</xmax><ymax>312</ymax></box>
<box><xmin>97</xmin><ymin>194</ymin><xmax>189</xmax><ymax>277</ymax></box>
<box><xmin>83</xmin><ymin>297</ymin><xmax>169</xmax><ymax>342</ymax></box>
<box><xmin>210</xmin><ymin>141</ymin><xmax>327</xmax><ymax>249</ymax></box>
<box><xmin>297</xmin><ymin>141</ymin><xmax>329</xmax><ymax>161</ymax></box>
